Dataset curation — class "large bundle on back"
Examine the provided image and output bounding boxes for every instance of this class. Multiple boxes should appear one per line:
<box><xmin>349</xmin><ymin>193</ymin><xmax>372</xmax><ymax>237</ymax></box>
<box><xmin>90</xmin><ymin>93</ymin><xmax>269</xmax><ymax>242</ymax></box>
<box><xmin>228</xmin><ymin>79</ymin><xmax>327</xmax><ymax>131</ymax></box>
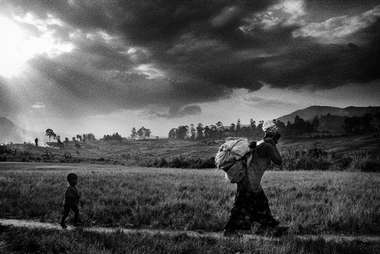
<box><xmin>215</xmin><ymin>138</ymin><xmax>250</xmax><ymax>183</ymax></box>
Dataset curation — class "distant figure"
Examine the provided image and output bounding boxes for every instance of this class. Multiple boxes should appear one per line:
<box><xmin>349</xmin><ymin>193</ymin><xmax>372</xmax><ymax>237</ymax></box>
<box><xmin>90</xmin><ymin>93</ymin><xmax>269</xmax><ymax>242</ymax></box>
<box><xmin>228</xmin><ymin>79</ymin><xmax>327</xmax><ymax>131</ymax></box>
<box><xmin>224</xmin><ymin>128</ymin><xmax>283</xmax><ymax>236</ymax></box>
<box><xmin>60</xmin><ymin>173</ymin><xmax>82</xmax><ymax>229</ymax></box>
<box><xmin>34</xmin><ymin>138</ymin><xmax>38</xmax><ymax>147</ymax></box>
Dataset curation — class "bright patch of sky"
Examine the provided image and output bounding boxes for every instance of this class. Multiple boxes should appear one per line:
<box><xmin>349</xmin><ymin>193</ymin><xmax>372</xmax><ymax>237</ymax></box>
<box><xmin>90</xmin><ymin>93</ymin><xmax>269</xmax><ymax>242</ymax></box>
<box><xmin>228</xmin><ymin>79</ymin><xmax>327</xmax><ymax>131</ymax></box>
<box><xmin>0</xmin><ymin>13</ymin><xmax>74</xmax><ymax>78</ymax></box>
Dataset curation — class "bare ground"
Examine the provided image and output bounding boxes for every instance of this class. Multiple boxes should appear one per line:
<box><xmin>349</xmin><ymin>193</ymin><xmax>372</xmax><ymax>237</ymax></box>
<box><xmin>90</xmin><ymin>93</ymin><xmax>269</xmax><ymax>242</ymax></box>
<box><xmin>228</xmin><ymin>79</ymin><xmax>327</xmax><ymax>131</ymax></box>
<box><xmin>1</xmin><ymin>218</ymin><xmax>379</xmax><ymax>244</ymax></box>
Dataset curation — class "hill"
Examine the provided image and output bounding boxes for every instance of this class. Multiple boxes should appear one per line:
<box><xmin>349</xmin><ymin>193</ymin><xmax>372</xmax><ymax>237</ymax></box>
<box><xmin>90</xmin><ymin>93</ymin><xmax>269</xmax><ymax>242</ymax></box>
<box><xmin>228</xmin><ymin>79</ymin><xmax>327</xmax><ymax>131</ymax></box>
<box><xmin>0</xmin><ymin>117</ymin><xmax>25</xmax><ymax>144</ymax></box>
<box><xmin>277</xmin><ymin>106</ymin><xmax>380</xmax><ymax>124</ymax></box>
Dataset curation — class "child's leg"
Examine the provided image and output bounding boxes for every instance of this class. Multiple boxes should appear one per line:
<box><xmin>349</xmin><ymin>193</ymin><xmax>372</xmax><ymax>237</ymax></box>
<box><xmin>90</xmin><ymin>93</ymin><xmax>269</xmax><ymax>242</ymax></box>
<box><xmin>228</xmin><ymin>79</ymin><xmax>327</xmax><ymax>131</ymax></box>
<box><xmin>72</xmin><ymin>205</ymin><xmax>81</xmax><ymax>225</ymax></box>
<box><xmin>60</xmin><ymin>205</ymin><xmax>70</xmax><ymax>228</ymax></box>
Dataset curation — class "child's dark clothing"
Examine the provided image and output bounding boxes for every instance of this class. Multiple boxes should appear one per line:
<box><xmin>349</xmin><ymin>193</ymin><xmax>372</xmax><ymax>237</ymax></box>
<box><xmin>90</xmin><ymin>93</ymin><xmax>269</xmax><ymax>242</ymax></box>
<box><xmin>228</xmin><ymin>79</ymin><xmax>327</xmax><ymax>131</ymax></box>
<box><xmin>61</xmin><ymin>185</ymin><xmax>81</xmax><ymax>227</ymax></box>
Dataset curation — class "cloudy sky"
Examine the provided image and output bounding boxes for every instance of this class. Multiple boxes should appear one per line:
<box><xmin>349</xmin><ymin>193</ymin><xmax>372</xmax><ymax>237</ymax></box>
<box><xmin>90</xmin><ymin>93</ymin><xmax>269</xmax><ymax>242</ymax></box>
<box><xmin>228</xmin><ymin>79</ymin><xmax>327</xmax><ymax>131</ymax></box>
<box><xmin>0</xmin><ymin>0</ymin><xmax>379</xmax><ymax>138</ymax></box>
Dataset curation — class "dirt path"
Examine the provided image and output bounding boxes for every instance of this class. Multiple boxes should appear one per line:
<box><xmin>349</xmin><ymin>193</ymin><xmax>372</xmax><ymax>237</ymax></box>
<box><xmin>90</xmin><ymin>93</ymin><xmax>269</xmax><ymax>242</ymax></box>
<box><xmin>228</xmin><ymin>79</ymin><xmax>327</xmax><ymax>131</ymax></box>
<box><xmin>1</xmin><ymin>218</ymin><xmax>380</xmax><ymax>243</ymax></box>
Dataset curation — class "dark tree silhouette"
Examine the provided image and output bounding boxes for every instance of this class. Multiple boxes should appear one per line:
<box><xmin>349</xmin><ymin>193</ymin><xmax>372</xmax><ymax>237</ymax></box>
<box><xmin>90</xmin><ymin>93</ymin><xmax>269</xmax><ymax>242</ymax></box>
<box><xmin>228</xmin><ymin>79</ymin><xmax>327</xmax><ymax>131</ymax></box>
<box><xmin>45</xmin><ymin>129</ymin><xmax>56</xmax><ymax>141</ymax></box>
<box><xmin>103</xmin><ymin>132</ymin><xmax>122</xmax><ymax>142</ymax></box>
<box><xmin>190</xmin><ymin>124</ymin><xmax>196</xmax><ymax>140</ymax></box>
<box><xmin>229</xmin><ymin>123</ymin><xmax>236</xmax><ymax>132</ymax></box>
<box><xmin>168</xmin><ymin>128</ymin><xmax>177</xmax><ymax>139</ymax></box>
<box><xmin>145</xmin><ymin>128</ymin><xmax>151</xmax><ymax>138</ymax></box>
<box><xmin>131</xmin><ymin>127</ymin><xmax>137</xmax><ymax>139</ymax></box>
<box><xmin>176</xmin><ymin>125</ymin><xmax>188</xmax><ymax>140</ymax></box>
<box><xmin>196</xmin><ymin>123</ymin><xmax>204</xmax><ymax>139</ymax></box>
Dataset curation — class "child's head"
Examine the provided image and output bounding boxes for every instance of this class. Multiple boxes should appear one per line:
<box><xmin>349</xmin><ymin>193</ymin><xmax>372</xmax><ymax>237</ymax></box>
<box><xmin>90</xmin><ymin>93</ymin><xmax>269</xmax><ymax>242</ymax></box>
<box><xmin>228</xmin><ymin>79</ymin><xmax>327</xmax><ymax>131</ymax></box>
<box><xmin>67</xmin><ymin>173</ymin><xmax>78</xmax><ymax>186</ymax></box>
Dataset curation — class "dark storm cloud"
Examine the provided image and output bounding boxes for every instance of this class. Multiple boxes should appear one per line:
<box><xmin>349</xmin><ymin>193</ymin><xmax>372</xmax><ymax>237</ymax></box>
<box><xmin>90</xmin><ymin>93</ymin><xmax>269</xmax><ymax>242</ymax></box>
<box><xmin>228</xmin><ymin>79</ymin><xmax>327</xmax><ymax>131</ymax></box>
<box><xmin>3</xmin><ymin>0</ymin><xmax>380</xmax><ymax>116</ymax></box>
<box><xmin>29</xmin><ymin>54</ymin><xmax>228</xmax><ymax>117</ymax></box>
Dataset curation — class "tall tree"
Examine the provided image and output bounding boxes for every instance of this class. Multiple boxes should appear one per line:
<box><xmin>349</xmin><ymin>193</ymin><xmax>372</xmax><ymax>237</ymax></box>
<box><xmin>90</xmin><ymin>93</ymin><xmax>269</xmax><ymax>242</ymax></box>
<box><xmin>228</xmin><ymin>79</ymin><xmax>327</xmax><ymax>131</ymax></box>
<box><xmin>216</xmin><ymin>121</ymin><xmax>223</xmax><ymax>130</ymax></box>
<box><xmin>190</xmin><ymin>124</ymin><xmax>196</xmax><ymax>140</ymax></box>
<box><xmin>229</xmin><ymin>123</ymin><xmax>236</xmax><ymax>132</ymax></box>
<box><xmin>86</xmin><ymin>133</ymin><xmax>96</xmax><ymax>141</ymax></box>
<box><xmin>196</xmin><ymin>123</ymin><xmax>203</xmax><ymax>139</ymax></box>
<box><xmin>176</xmin><ymin>125</ymin><xmax>188</xmax><ymax>140</ymax></box>
<box><xmin>204</xmin><ymin>126</ymin><xmax>211</xmax><ymax>138</ymax></box>
<box><xmin>250</xmin><ymin>119</ymin><xmax>256</xmax><ymax>129</ymax></box>
<box><xmin>145</xmin><ymin>128</ymin><xmax>151</xmax><ymax>138</ymax></box>
<box><xmin>45</xmin><ymin>129</ymin><xmax>55</xmax><ymax>141</ymax></box>
<box><xmin>312</xmin><ymin>116</ymin><xmax>319</xmax><ymax>132</ymax></box>
<box><xmin>131</xmin><ymin>127</ymin><xmax>137</xmax><ymax>139</ymax></box>
<box><xmin>168</xmin><ymin>128</ymin><xmax>177</xmax><ymax>139</ymax></box>
<box><xmin>137</xmin><ymin>127</ymin><xmax>146</xmax><ymax>138</ymax></box>
<box><xmin>209</xmin><ymin>125</ymin><xmax>217</xmax><ymax>138</ymax></box>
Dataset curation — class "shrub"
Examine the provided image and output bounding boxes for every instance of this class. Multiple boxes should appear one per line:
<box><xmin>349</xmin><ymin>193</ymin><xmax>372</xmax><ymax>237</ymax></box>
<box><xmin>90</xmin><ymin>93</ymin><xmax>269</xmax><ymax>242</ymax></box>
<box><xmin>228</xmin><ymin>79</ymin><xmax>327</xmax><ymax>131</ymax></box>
<box><xmin>360</xmin><ymin>160</ymin><xmax>380</xmax><ymax>172</ymax></box>
<box><xmin>334</xmin><ymin>157</ymin><xmax>353</xmax><ymax>170</ymax></box>
<box><xmin>168</xmin><ymin>156</ymin><xmax>189</xmax><ymax>168</ymax></box>
<box><xmin>0</xmin><ymin>145</ymin><xmax>12</xmax><ymax>154</ymax></box>
<box><xmin>141</xmin><ymin>156</ymin><xmax>216</xmax><ymax>169</ymax></box>
<box><xmin>200</xmin><ymin>157</ymin><xmax>216</xmax><ymax>168</ymax></box>
<box><xmin>0</xmin><ymin>154</ymin><xmax>7</xmax><ymax>161</ymax></box>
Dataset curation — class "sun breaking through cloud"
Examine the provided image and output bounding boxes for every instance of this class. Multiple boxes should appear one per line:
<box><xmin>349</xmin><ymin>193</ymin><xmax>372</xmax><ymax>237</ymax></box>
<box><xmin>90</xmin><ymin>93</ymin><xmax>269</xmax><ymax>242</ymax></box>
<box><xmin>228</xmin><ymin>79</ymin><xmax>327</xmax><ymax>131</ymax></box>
<box><xmin>0</xmin><ymin>0</ymin><xmax>379</xmax><ymax>137</ymax></box>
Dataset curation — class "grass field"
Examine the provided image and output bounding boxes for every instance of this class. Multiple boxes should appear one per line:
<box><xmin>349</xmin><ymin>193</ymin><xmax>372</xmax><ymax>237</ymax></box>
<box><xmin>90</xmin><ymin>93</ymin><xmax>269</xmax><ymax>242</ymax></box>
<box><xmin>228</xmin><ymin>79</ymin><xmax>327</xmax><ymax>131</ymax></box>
<box><xmin>1</xmin><ymin>225</ymin><xmax>379</xmax><ymax>254</ymax></box>
<box><xmin>0</xmin><ymin>162</ymin><xmax>379</xmax><ymax>236</ymax></box>
<box><xmin>2</xmin><ymin>134</ymin><xmax>379</xmax><ymax>171</ymax></box>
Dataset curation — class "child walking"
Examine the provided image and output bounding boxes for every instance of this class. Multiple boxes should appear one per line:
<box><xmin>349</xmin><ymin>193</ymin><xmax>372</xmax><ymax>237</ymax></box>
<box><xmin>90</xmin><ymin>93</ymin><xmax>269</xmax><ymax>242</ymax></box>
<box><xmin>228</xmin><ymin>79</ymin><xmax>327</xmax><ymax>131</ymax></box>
<box><xmin>60</xmin><ymin>173</ymin><xmax>81</xmax><ymax>228</ymax></box>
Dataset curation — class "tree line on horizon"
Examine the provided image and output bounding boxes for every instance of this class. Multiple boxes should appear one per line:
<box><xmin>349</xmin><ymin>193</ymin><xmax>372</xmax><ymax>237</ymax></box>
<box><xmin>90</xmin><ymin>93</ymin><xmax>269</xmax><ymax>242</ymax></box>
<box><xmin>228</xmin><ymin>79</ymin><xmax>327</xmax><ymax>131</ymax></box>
<box><xmin>168</xmin><ymin>119</ymin><xmax>265</xmax><ymax>140</ymax></box>
<box><xmin>44</xmin><ymin>126</ymin><xmax>153</xmax><ymax>144</ymax></box>
<box><xmin>168</xmin><ymin>112</ymin><xmax>380</xmax><ymax>140</ymax></box>
<box><xmin>274</xmin><ymin>113</ymin><xmax>380</xmax><ymax>137</ymax></box>
<box><xmin>44</xmin><ymin>112</ymin><xmax>380</xmax><ymax>144</ymax></box>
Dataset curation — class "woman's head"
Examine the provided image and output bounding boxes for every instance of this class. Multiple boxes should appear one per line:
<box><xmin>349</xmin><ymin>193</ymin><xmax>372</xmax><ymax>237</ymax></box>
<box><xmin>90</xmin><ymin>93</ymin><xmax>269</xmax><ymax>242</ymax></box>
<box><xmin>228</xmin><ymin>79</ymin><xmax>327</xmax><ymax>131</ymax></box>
<box><xmin>264</xmin><ymin>126</ymin><xmax>281</xmax><ymax>144</ymax></box>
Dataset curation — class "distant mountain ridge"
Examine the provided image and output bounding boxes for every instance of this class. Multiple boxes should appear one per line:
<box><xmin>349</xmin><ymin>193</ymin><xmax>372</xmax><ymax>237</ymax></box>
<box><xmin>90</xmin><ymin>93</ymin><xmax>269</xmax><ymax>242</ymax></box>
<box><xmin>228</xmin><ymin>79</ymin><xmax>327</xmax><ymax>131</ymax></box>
<box><xmin>277</xmin><ymin>106</ymin><xmax>380</xmax><ymax>124</ymax></box>
<box><xmin>0</xmin><ymin>117</ymin><xmax>25</xmax><ymax>143</ymax></box>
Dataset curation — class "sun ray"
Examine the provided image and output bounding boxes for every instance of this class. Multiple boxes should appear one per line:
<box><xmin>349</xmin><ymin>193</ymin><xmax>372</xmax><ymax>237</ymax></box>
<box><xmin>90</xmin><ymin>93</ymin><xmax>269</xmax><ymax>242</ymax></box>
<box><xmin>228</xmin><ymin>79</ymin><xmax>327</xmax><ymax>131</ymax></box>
<box><xmin>0</xmin><ymin>14</ymin><xmax>74</xmax><ymax>79</ymax></box>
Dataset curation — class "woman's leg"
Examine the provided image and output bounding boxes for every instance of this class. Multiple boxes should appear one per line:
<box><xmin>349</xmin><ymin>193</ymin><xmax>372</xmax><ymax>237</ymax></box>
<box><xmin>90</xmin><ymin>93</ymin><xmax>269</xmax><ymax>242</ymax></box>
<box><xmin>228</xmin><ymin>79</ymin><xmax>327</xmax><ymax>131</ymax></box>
<box><xmin>252</xmin><ymin>189</ymin><xmax>278</xmax><ymax>227</ymax></box>
<box><xmin>225</xmin><ymin>191</ymin><xmax>250</xmax><ymax>232</ymax></box>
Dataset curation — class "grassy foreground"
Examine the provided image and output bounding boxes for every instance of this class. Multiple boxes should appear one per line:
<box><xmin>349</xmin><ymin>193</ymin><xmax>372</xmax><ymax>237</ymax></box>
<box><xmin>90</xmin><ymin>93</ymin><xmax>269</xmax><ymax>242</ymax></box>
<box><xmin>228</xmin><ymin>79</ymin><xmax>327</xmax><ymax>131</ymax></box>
<box><xmin>0</xmin><ymin>226</ymin><xmax>379</xmax><ymax>254</ymax></box>
<box><xmin>0</xmin><ymin>163</ymin><xmax>379</xmax><ymax>235</ymax></box>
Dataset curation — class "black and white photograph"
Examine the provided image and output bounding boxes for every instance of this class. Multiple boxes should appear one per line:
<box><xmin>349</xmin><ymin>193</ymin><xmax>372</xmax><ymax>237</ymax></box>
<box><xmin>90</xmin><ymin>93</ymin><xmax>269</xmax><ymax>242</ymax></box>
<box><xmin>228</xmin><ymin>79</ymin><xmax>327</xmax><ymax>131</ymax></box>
<box><xmin>0</xmin><ymin>0</ymin><xmax>379</xmax><ymax>253</ymax></box>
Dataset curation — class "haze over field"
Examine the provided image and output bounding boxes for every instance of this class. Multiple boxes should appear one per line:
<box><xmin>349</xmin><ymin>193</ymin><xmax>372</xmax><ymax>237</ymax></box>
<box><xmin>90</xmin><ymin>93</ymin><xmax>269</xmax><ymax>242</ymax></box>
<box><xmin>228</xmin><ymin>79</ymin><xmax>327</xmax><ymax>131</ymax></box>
<box><xmin>0</xmin><ymin>0</ymin><xmax>379</xmax><ymax>137</ymax></box>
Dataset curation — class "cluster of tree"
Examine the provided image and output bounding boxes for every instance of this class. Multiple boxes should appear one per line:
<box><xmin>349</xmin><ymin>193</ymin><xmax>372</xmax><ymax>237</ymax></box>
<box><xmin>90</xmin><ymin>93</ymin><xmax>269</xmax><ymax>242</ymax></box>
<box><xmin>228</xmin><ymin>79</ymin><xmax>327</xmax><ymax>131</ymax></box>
<box><xmin>45</xmin><ymin>129</ymin><xmax>97</xmax><ymax>147</ymax></box>
<box><xmin>130</xmin><ymin>127</ymin><xmax>152</xmax><ymax>139</ymax></box>
<box><xmin>45</xmin><ymin>129</ymin><xmax>57</xmax><ymax>141</ymax></box>
<box><xmin>168</xmin><ymin>113</ymin><xmax>380</xmax><ymax>141</ymax></box>
<box><xmin>168</xmin><ymin>119</ymin><xmax>265</xmax><ymax>140</ymax></box>
<box><xmin>274</xmin><ymin>116</ymin><xmax>319</xmax><ymax>136</ymax></box>
<box><xmin>274</xmin><ymin>113</ymin><xmax>380</xmax><ymax>137</ymax></box>
<box><xmin>344</xmin><ymin>113</ymin><xmax>380</xmax><ymax>134</ymax></box>
<box><xmin>102</xmin><ymin>132</ymin><xmax>123</xmax><ymax>142</ymax></box>
<box><xmin>71</xmin><ymin>133</ymin><xmax>96</xmax><ymax>142</ymax></box>
<box><xmin>45</xmin><ymin>129</ymin><xmax>64</xmax><ymax>144</ymax></box>
<box><xmin>45</xmin><ymin>126</ymin><xmax>155</xmax><ymax>144</ymax></box>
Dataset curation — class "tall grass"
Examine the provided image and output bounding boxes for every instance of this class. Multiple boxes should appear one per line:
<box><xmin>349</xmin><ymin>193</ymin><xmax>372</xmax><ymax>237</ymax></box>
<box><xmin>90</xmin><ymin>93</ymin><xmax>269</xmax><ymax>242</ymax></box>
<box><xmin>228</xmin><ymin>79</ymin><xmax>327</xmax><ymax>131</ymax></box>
<box><xmin>0</xmin><ymin>166</ymin><xmax>379</xmax><ymax>235</ymax></box>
